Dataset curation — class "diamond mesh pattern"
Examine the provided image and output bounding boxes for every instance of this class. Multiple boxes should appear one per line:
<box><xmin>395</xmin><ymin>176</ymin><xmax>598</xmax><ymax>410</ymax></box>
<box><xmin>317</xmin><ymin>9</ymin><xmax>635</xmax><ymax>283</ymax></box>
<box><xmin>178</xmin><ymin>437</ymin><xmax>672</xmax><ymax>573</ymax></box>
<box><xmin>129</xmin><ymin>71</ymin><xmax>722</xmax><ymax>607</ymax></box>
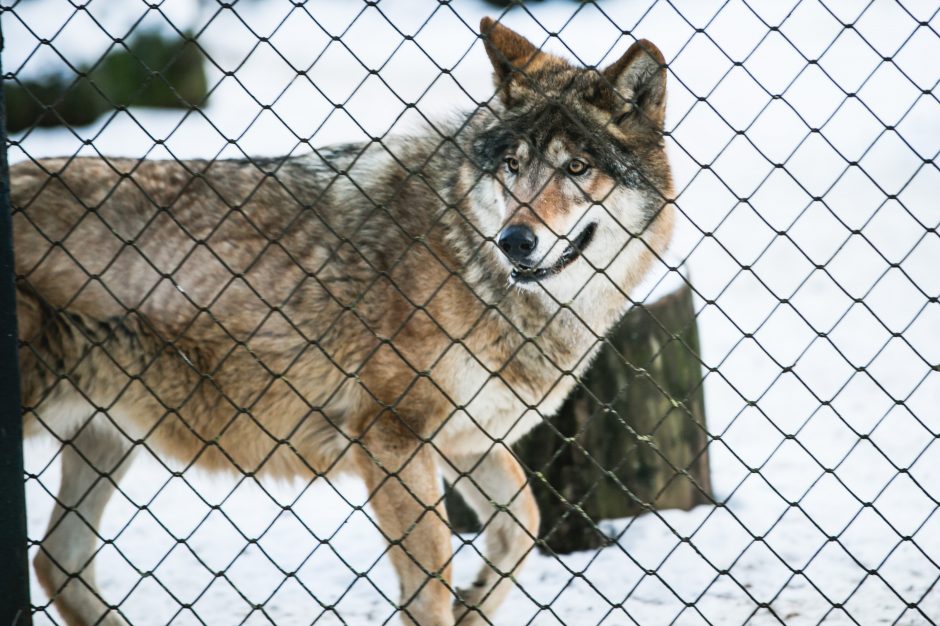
<box><xmin>3</xmin><ymin>1</ymin><xmax>938</xmax><ymax>625</ymax></box>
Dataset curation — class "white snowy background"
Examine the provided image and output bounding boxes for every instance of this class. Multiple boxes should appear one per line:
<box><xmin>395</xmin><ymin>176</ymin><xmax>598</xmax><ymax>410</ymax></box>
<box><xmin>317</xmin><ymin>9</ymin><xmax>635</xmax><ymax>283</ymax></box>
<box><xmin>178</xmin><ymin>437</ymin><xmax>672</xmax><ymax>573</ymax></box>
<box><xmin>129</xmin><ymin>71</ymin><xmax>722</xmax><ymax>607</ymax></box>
<box><xmin>4</xmin><ymin>0</ymin><xmax>939</xmax><ymax>624</ymax></box>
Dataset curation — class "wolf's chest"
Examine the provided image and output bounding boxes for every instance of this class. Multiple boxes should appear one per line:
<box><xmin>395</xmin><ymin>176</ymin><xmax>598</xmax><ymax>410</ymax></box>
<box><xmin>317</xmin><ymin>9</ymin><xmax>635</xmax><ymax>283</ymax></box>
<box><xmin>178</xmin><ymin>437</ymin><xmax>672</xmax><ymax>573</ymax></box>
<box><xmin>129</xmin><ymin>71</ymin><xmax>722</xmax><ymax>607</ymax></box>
<box><xmin>431</xmin><ymin>337</ymin><xmax>586</xmax><ymax>454</ymax></box>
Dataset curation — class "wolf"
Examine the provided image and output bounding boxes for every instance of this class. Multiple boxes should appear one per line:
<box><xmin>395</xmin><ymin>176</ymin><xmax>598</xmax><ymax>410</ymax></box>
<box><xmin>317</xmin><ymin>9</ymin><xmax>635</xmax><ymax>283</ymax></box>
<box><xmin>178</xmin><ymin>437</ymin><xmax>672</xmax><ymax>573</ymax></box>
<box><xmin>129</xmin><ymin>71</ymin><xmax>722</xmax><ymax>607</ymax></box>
<box><xmin>11</xmin><ymin>17</ymin><xmax>674</xmax><ymax>626</ymax></box>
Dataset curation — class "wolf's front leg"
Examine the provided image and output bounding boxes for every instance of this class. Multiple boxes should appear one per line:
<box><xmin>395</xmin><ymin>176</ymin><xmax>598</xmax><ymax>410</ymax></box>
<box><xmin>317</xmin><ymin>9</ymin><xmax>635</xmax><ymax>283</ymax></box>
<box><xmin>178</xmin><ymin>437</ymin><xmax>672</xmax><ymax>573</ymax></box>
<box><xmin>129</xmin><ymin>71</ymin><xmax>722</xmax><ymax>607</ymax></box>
<box><xmin>356</xmin><ymin>432</ymin><xmax>455</xmax><ymax>626</ymax></box>
<box><xmin>442</xmin><ymin>446</ymin><xmax>540</xmax><ymax>625</ymax></box>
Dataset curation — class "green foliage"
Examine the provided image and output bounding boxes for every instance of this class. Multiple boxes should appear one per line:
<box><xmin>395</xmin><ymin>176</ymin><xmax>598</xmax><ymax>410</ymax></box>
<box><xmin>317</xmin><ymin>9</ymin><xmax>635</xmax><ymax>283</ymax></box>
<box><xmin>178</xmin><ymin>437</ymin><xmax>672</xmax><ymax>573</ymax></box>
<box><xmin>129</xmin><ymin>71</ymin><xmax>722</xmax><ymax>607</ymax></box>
<box><xmin>5</xmin><ymin>30</ymin><xmax>208</xmax><ymax>133</ymax></box>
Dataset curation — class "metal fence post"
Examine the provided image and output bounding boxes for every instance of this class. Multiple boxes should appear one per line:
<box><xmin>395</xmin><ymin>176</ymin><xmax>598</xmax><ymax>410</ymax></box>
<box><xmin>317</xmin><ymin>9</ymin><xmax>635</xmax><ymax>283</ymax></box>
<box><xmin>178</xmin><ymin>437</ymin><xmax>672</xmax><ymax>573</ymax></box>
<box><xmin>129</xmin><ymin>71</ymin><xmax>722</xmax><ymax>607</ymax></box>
<box><xmin>0</xmin><ymin>22</ymin><xmax>33</xmax><ymax>626</ymax></box>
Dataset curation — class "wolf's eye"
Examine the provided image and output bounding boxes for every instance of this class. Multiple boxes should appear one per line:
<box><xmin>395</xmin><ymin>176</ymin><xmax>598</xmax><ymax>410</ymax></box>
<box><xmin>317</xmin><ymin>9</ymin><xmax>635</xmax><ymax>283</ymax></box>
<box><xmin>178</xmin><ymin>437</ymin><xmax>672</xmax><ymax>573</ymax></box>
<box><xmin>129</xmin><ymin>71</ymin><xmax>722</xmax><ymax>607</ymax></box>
<box><xmin>566</xmin><ymin>159</ymin><xmax>590</xmax><ymax>176</ymax></box>
<box><xmin>505</xmin><ymin>157</ymin><xmax>520</xmax><ymax>173</ymax></box>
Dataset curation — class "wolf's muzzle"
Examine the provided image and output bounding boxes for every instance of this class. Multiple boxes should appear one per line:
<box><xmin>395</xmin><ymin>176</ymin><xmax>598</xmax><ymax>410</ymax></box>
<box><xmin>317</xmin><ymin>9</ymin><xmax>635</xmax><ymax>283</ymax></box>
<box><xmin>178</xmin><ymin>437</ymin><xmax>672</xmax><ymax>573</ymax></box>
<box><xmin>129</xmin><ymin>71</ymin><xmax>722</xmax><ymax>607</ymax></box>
<box><xmin>510</xmin><ymin>222</ymin><xmax>598</xmax><ymax>284</ymax></box>
<box><xmin>498</xmin><ymin>224</ymin><xmax>538</xmax><ymax>264</ymax></box>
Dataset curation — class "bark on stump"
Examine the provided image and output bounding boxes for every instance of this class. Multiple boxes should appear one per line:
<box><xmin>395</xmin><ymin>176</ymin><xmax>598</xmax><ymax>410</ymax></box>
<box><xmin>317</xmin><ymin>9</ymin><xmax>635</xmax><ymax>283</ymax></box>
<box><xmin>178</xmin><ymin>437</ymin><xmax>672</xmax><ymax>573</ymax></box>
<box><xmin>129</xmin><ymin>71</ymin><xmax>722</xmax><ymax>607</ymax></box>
<box><xmin>445</xmin><ymin>280</ymin><xmax>712</xmax><ymax>554</ymax></box>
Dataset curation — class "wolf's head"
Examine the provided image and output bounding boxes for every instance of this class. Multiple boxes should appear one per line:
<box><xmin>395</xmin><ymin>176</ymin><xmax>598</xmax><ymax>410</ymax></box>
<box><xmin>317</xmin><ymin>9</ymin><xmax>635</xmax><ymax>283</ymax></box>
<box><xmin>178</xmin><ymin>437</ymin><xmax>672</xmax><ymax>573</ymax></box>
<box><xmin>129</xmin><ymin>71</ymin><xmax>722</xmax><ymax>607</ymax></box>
<box><xmin>469</xmin><ymin>18</ymin><xmax>674</xmax><ymax>304</ymax></box>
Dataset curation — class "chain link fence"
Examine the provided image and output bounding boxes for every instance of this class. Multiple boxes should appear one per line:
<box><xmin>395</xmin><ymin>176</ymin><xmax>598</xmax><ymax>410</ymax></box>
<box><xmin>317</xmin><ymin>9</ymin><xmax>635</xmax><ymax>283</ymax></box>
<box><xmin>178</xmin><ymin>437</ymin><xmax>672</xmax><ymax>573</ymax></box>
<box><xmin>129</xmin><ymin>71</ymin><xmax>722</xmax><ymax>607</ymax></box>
<box><xmin>2</xmin><ymin>0</ymin><xmax>938</xmax><ymax>625</ymax></box>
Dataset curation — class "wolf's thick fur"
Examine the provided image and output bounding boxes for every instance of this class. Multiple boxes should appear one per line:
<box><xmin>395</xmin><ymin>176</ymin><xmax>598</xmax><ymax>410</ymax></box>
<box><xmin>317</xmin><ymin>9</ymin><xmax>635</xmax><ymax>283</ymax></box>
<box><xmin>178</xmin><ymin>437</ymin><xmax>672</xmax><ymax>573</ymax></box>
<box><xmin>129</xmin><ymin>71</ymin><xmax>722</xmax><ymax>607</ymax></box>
<box><xmin>13</xmin><ymin>18</ymin><xmax>674</xmax><ymax>626</ymax></box>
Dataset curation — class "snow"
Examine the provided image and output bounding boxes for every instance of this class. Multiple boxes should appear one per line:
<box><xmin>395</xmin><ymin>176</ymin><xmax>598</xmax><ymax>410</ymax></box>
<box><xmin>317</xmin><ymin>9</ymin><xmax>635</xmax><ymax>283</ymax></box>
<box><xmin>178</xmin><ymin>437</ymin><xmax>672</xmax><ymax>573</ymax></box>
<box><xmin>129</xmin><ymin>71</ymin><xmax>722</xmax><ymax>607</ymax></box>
<box><xmin>6</xmin><ymin>0</ymin><xmax>939</xmax><ymax>624</ymax></box>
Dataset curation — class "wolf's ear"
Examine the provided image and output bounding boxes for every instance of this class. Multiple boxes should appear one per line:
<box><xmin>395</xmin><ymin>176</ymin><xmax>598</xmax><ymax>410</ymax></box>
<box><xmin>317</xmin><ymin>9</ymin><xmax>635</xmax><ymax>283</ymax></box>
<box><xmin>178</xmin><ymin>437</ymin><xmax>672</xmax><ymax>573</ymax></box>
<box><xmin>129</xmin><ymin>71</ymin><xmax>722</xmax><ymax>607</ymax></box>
<box><xmin>480</xmin><ymin>17</ymin><xmax>546</xmax><ymax>105</ymax></box>
<box><xmin>603</xmin><ymin>39</ymin><xmax>667</xmax><ymax>128</ymax></box>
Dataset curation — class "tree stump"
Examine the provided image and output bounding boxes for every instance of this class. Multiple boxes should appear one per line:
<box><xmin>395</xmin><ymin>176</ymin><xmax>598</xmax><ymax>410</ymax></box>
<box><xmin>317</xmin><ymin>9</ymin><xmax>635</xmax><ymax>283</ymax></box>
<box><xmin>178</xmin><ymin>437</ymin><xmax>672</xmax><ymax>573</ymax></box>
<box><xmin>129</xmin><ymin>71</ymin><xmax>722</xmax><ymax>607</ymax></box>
<box><xmin>445</xmin><ymin>280</ymin><xmax>712</xmax><ymax>554</ymax></box>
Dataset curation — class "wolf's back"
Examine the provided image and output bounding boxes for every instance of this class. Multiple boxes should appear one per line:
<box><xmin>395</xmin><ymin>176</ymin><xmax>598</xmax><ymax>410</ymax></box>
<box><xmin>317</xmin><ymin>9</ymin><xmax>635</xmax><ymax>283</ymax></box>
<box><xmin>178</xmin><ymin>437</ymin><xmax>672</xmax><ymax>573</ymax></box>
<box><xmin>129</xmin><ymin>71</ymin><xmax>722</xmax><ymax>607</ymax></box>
<box><xmin>13</xmin><ymin>157</ymin><xmax>337</xmax><ymax>332</ymax></box>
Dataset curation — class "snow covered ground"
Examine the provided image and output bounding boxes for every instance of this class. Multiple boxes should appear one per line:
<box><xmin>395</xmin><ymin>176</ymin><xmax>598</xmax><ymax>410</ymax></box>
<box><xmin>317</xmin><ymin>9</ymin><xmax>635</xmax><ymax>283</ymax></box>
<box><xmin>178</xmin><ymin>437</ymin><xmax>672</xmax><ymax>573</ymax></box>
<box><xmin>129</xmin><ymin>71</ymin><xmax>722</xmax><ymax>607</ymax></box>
<box><xmin>5</xmin><ymin>0</ymin><xmax>939</xmax><ymax>624</ymax></box>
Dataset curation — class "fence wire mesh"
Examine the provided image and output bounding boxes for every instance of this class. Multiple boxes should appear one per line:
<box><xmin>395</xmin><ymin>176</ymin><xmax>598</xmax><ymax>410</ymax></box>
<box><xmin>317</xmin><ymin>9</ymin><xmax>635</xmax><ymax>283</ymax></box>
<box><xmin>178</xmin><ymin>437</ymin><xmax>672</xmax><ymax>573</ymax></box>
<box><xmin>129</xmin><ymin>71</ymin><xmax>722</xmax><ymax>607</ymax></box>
<box><xmin>2</xmin><ymin>0</ymin><xmax>939</xmax><ymax>625</ymax></box>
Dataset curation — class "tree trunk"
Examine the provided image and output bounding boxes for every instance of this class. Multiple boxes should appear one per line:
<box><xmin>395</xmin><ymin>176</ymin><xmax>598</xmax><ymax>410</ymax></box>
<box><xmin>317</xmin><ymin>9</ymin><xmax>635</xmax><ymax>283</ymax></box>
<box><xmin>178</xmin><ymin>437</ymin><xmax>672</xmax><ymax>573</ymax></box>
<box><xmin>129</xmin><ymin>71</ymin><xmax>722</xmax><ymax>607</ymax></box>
<box><xmin>445</xmin><ymin>280</ymin><xmax>712</xmax><ymax>554</ymax></box>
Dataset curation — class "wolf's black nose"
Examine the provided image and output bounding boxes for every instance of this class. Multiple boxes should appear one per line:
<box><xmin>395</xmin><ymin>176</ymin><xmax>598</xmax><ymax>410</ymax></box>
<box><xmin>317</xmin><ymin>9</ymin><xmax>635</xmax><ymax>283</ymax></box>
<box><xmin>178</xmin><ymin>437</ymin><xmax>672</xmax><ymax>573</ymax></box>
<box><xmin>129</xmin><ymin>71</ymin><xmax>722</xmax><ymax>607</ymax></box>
<box><xmin>498</xmin><ymin>224</ymin><xmax>538</xmax><ymax>263</ymax></box>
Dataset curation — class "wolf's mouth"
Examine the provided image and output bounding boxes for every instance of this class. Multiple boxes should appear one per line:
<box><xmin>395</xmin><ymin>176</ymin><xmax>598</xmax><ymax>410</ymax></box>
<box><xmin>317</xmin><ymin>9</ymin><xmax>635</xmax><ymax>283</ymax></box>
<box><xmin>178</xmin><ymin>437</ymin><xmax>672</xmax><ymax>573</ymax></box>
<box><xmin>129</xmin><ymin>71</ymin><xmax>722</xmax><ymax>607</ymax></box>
<box><xmin>510</xmin><ymin>222</ymin><xmax>597</xmax><ymax>284</ymax></box>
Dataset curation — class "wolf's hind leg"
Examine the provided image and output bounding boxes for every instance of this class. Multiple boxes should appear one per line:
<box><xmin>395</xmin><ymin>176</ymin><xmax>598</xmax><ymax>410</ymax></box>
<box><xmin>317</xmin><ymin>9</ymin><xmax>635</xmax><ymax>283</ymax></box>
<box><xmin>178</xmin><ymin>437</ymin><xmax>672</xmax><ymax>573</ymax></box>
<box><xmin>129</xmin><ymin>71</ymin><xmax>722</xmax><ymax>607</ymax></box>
<box><xmin>442</xmin><ymin>446</ymin><xmax>539</xmax><ymax>626</ymax></box>
<box><xmin>34</xmin><ymin>410</ymin><xmax>136</xmax><ymax>626</ymax></box>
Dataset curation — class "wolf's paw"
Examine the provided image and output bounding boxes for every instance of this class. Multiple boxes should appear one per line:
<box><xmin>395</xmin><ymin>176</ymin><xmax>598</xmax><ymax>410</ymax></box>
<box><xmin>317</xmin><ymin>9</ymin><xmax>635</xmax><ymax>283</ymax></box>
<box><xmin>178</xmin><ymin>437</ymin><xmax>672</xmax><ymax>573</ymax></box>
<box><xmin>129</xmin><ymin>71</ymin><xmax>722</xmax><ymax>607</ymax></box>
<box><xmin>453</xmin><ymin>582</ymin><xmax>489</xmax><ymax>626</ymax></box>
